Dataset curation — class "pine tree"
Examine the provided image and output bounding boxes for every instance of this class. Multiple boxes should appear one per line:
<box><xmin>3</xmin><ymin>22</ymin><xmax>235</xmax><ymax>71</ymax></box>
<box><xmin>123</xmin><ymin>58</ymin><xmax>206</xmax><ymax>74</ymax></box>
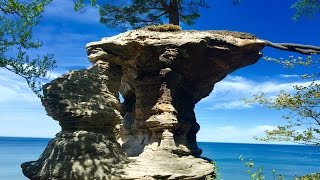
<box><xmin>291</xmin><ymin>0</ymin><xmax>320</xmax><ymax>20</ymax></box>
<box><xmin>97</xmin><ymin>0</ymin><xmax>208</xmax><ymax>28</ymax></box>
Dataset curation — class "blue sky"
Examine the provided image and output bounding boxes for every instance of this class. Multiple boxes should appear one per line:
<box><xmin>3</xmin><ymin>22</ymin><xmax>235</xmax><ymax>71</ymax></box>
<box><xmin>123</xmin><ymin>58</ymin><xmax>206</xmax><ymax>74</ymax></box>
<box><xmin>0</xmin><ymin>0</ymin><xmax>319</xmax><ymax>144</ymax></box>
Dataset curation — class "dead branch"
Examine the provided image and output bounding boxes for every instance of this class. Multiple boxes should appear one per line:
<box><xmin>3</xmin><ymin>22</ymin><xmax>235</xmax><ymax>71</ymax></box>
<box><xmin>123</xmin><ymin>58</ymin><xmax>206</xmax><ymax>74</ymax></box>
<box><xmin>264</xmin><ymin>40</ymin><xmax>320</xmax><ymax>55</ymax></box>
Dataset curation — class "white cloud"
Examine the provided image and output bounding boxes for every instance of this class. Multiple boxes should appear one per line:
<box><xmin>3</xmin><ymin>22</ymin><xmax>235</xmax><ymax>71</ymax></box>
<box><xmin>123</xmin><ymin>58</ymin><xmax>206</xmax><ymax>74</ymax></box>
<box><xmin>0</xmin><ymin>69</ymin><xmax>39</xmax><ymax>103</ymax></box>
<box><xmin>44</xmin><ymin>0</ymin><xmax>100</xmax><ymax>23</ymax></box>
<box><xmin>198</xmin><ymin>125</ymin><xmax>282</xmax><ymax>144</ymax></box>
<box><xmin>200</xmin><ymin>75</ymin><xmax>319</xmax><ymax>110</ymax></box>
<box><xmin>0</xmin><ymin>69</ymin><xmax>61</xmax><ymax>138</ymax></box>
<box><xmin>0</xmin><ymin>69</ymin><xmax>64</xmax><ymax>103</ymax></box>
<box><xmin>279</xmin><ymin>74</ymin><xmax>300</xmax><ymax>78</ymax></box>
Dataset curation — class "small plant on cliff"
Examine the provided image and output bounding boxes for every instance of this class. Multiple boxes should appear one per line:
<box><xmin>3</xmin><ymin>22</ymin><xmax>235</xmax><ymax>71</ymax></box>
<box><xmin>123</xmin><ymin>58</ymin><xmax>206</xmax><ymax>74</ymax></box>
<box><xmin>146</xmin><ymin>24</ymin><xmax>182</xmax><ymax>32</ymax></box>
<box><xmin>211</xmin><ymin>161</ymin><xmax>222</xmax><ymax>180</ymax></box>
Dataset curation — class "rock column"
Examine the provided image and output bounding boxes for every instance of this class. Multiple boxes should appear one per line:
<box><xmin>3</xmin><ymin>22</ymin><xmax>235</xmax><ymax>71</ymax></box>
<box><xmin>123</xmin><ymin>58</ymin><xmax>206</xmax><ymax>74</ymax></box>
<box><xmin>143</xmin><ymin>68</ymin><xmax>202</xmax><ymax>156</ymax></box>
<box><xmin>21</xmin><ymin>62</ymin><xmax>128</xmax><ymax>180</ymax></box>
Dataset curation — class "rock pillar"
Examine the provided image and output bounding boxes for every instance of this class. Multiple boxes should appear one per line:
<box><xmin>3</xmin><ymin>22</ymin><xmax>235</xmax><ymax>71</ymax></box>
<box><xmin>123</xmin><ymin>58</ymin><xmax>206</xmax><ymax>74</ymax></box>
<box><xmin>143</xmin><ymin>68</ymin><xmax>202</xmax><ymax>156</ymax></box>
<box><xmin>21</xmin><ymin>62</ymin><xmax>128</xmax><ymax>180</ymax></box>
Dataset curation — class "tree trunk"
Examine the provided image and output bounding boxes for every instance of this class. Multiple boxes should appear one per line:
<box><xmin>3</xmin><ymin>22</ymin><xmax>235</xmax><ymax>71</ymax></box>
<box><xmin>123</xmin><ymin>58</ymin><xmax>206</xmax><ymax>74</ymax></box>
<box><xmin>169</xmin><ymin>0</ymin><xmax>179</xmax><ymax>25</ymax></box>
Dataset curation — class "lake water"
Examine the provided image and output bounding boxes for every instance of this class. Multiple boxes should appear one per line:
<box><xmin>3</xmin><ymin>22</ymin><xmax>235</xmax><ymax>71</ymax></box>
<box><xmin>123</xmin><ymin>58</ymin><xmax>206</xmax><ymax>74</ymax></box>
<box><xmin>0</xmin><ymin>137</ymin><xmax>319</xmax><ymax>180</ymax></box>
<box><xmin>199</xmin><ymin>142</ymin><xmax>320</xmax><ymax>180</ymax></box>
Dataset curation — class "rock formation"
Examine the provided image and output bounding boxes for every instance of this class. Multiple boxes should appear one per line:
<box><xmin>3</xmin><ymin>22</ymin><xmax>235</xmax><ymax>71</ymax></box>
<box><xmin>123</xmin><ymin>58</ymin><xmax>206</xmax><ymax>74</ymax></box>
<box><xmin>21</xmin><ymin>63</ymin><xmax>128</xmax><ymax>180</ymax></box>
<box><xmin>22</xmin><ymin>29</ymin><xmax>265</xmax><ymax>179</ymax></box>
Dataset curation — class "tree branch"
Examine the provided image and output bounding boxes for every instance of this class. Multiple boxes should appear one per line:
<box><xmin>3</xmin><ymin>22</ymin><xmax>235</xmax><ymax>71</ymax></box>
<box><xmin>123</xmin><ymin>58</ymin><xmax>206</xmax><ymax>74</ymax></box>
<box><xmin>4</xmin><ymin>66</ymin><xmax>32</xmax><ymax>79</ymax></box>
<box><xmin>306</xmin><ymin>108</ymin><xmax>320</xmax><ymax>125</ymax></box>
<box><xmin>140</xmin><ymin>11</ymin><xmax>168</xmax><ymax>23</ymax></box>
<box><xmin>159</xmin><ymin>0</ymin><xmax>169</xmax><ymax>12</ymax></box>
<box><xmin>0</xmin><ymin>4</ymin><xmax>26</xmax><ymax>19</ymax></box>
<box><xmin>148</xmin><ymin>7</ymin><xmax>165</xmax><ymax>10</ymax></box>
<box><xmin>0</xmin><ymin>6</ymin><xmax>7</xmax><ymax>13</ymax></box>
<box><xmin>264</xmin><ymin>40</ymin><xmax>320</xmax><ymax>55</ymax></box>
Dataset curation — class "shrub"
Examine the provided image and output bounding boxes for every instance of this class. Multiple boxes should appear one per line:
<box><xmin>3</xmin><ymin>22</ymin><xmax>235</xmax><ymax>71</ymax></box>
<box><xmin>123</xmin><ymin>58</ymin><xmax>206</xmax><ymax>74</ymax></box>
<box><xmin>146</xmin><ymin>24</ymin><xmax>182</xmax><ymax>32</ymax></box>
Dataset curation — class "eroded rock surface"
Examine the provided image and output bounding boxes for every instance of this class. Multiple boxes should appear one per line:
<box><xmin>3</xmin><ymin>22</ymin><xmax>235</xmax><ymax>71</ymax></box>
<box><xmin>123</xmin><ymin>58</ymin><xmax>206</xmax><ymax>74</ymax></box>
<box><xmin>22</xmin><ymin>62</ymin><xmax>128</xmax><ymax>180</ymax></box>
<box><xmin>87</xmin><ymin>30</ymin><xmax>264</xmax><ymax>158</ymax></box>
<box><xmin>22</xmin><ymin>131</ymin><xmax>127</xmax><ymax>180</ymax></box>
<box><xmin>42</xmin><ymin>62</ymin><xmax>122</xmax><ymax>131</ymax></box>
<box><xmin>22</xmin><ymin>29</ymin><xmax>265</xmax><ymax>179</ymax></box>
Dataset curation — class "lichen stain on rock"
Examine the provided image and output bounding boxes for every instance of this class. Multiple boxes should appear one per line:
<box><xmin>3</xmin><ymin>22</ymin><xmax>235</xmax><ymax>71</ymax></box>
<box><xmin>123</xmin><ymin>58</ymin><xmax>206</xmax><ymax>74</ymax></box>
<box><xmin>22</xmin><ymin>29</ymin><xmax>265</xmax><ymax>179</ymax></box>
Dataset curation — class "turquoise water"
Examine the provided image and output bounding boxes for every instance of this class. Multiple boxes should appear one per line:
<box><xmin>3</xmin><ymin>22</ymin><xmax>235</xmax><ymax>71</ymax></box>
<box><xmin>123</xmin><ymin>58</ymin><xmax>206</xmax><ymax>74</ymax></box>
<box><xmin>0</xmin><ymin>137</ymin><xmax>319</xmax><ymax>180</ymax></box>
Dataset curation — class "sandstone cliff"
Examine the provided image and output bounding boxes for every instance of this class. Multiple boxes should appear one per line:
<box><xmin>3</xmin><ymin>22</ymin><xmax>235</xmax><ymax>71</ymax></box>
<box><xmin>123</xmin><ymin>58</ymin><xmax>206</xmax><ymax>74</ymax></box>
<box><xmin>22</xmin><ymin>29</ymin><xmax>265</xmax><ymax>179</ymax></box>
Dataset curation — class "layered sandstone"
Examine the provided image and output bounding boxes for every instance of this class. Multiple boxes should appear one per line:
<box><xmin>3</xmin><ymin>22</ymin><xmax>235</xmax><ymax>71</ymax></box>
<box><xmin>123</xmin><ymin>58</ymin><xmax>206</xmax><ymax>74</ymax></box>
<box><xmin>21</xmin><ymin>62</ymin><xmax>128</xmax><ymax>180</ymax></box>
<box><xmin>22</xmin><ymin>29</ymin><xmax>265</xmax><ymax>179</ymax></box>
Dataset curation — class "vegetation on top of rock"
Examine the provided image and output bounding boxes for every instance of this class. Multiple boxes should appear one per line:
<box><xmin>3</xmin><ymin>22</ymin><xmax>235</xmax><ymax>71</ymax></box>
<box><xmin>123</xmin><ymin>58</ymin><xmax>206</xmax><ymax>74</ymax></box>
<box><xmin>146</xmin><ymin>24</ymin><xmax>182</xmax><ymax>32</ymax></box>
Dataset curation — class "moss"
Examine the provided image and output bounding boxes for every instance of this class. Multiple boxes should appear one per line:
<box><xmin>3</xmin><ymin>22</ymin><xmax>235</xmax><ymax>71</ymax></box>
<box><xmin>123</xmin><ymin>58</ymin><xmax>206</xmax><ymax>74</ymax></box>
<box><xmin>297</xmin><ymin>173</ymin><xmax>320</xmax><ymax>180</ymax></box>
<box><xmin>146</xmin><ymin>24</ymin><xmax>182</xmax><ymax>32</ymax></box>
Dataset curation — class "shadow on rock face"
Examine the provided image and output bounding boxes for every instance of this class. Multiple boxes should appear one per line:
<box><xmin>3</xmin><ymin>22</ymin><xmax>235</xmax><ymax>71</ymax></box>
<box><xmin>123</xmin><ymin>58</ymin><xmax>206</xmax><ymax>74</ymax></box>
<box><xmin>22</xmin><ymin>131</ymin><xmax>128</xmax><ymax>180</ymax></box>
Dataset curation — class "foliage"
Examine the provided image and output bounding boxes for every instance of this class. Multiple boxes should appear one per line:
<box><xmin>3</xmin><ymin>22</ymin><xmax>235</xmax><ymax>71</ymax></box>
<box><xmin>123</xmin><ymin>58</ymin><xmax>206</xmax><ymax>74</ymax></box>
<box><xmin>0</xmin><ymin>0</ymin><xmax>56</xmax><ymax>98</ymax></box>
<box><xmin>74</xmin><ymin>0</ymin><xmax>208</xmax><ymax>29</ymax></box>
<box><xmin>239</xmin><ymin>155</ymin><xmax>268</xmax><ymax>180</ymax></box>
<box><xmin>73</xmin><ymin>0</ymin><xmax>97</xmax><ymax>11</ymax></box>
<box><xmin>291</xmin><ymin>0</ymin><xmax>320</xmax><ymax>20</ymax></box>
<box><xmin>146</xmin><ymin>24</ymin><xmax>182</xmax><ymax>32</ymax></box>
<box><xmin>247</xmin><ymin>55</ymin><xmax>320</xmax><ymax>146</ymax></box>
<box><xmin>74</xmin><ymin>0</ymin><xmax>320</xmax><ymax>28</ymax></box>
<box><xmin>211</xmin><ymin>161</ymin><xmax>222</xmax><ymax>180</ymax></box>
<box><xmin>239</xmin><ymin>155</ymin><xmax>320</xmax><ymax>180</ymax></box>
